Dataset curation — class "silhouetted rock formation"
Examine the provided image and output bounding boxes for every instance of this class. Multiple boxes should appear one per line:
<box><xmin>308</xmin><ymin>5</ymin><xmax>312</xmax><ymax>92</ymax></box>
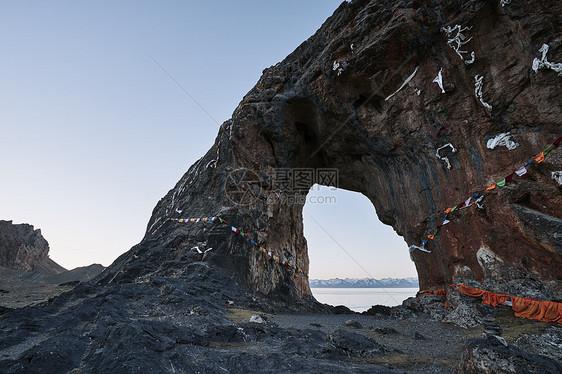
<box><xmin>0</xmin><ymin>220</ymin><xmax>66</xmax><ymax>275</ymax></box>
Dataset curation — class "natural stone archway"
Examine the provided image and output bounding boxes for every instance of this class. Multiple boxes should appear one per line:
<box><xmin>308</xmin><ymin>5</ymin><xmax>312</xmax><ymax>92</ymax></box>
<box><xmin>302</xmin><ymin>186</ymin><xmax>415</xmax><ymax>283</ymax></box>
<box><xmin>104</xmin><ymin>0</ymin><xmax>560</xmax><ymax>304</ymax></box>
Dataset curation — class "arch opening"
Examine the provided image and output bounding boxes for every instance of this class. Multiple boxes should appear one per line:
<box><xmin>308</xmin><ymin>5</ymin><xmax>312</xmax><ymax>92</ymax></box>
<box><xmin>303</xmin><ymin>185</ymin><xmax>419</xmax><ymax>312</ymax></box>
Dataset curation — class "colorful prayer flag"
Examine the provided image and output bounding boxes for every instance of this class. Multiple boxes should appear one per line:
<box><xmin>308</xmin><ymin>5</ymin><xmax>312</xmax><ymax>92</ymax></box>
<box><xmin>534</xmin><ymin>152</ymin><xmax>545</xmax><ymax>163</ymax></box>
<box><xmin>418</xmin><ymin>136</ymin><xmax>559</xmax><ymax>251</ymax></box>
<box><xmin>515</xmin><ymin>166</ymin><xmax>527</xmax><ymax>176</ymax></box>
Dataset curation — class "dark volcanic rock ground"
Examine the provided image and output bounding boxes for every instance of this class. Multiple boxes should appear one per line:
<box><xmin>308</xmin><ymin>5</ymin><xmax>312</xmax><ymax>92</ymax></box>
<box><xmin>1</xmin><ymin>261</ymin><xmax>560</xmax><ymax>373</ymax></box>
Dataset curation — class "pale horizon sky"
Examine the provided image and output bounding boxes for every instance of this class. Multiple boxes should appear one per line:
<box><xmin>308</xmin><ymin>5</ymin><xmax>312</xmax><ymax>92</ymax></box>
<box><xmin>1</xmin><ymin>1</ymin><xmax>417</xmax><ymax>279</ymax></box>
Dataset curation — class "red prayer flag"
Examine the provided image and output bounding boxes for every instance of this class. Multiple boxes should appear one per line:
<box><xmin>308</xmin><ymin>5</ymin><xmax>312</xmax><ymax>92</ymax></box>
<box><xmin>554</xmin><ymin>136</ymin><xmax>561</xmax><ymax>148</ymax></box>
<box><xmin>505</xmin><ymin>173</ymin><xmax>515</xmax><ymax>183</ymax></box>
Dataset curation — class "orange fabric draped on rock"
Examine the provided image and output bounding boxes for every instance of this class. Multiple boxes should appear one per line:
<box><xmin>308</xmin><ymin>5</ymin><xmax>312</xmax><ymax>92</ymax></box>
<box><xmin>456</xmin><ymin>284</ymin><xmax>485</xmax><ymax>297</ymax></box>
<box><xmin>455</xmin><ymin>284</ymin><xmax>509</xmax><ymax>307</ymax></box>
<box><xmin>418</xmin><ymin>289</ymin><xmax>447</xmax><ymax>297</ymax></box>
<box><xmin>512</xmin><ymin>297</ymin><xmax>562</xmax><ymax>324</ymax></box>
<box><xmin>452</xmin><ymin>284</ymin><xmax>562</xmax><ymax>325</ymax></box>
<box><xmin>482</xmin><ymin>292</ymin><xmax>510</xmax><ymax>307</ymax></box>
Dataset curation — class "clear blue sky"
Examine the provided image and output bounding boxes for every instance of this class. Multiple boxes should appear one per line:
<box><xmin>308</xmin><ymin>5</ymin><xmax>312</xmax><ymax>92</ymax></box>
<box><xmin>0</xmin><ymin>1</ymin><xmax>416</xmax><ymax>279</ymax></box>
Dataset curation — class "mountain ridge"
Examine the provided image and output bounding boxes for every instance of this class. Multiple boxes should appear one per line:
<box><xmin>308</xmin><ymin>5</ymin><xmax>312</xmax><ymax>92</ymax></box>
<box><xmin>310</xmin><ymin>277</ymin><xmax>419</xmax><ymax>288</ymax></box>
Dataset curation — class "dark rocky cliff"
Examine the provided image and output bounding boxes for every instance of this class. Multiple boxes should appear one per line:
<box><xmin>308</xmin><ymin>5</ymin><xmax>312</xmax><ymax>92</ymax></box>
<box><xmin>0</xmin><ymin>220</ymin><xmax>66</xmax><ymax>275</ymax></box>
<box><xmin>99</xmin><ymin>0</ymin><xmax>561</xmax><ymax>302</ymax></box>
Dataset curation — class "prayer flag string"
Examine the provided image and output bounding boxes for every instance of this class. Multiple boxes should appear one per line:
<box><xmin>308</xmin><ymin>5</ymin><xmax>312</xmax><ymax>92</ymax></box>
<box><xmin>420</xmin><ymin>136</ymin><xmax>561</xmax><ymax>250</ymax></box>
<box><xmin>216</xmin><ymin>217</ymin><xmax>308</xmax><ymax>277</ymax></box>
<box><xmin>150</xmin><ymin>215</ymin><xmax>307</xmax><ymax>277</ymax></box>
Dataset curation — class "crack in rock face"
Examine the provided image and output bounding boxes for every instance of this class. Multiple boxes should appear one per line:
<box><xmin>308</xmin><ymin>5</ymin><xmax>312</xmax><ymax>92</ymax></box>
<box><xmin>113</xmin><ymin>0</ymin><xmax>561</xmax><ymax>303</ymax></box>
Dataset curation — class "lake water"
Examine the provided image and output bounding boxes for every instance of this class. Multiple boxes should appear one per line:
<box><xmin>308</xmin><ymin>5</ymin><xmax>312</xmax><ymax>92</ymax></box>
<box><xmin>311</xmin><ymin>288</ymin><xmax>418</xmax><ymax>312</ymax></box>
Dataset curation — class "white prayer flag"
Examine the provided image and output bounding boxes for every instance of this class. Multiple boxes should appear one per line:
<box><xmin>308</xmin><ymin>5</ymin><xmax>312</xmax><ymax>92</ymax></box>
<box><xmin>515</xmin><ymin>166</ymin><xmax>527</xmax><ymax>176</ymax></box>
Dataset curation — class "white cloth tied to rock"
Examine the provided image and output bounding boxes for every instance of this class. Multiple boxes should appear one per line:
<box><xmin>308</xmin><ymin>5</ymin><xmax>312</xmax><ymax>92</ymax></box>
<box><xmin>486</xmin><ymin>133</ymin><xmax>519</xmax><ymax>150</ymax></box>
<box><xmin>532</xmin><ymin>44</ymin><xmax>562</xmax><ymax>76</ymax></box>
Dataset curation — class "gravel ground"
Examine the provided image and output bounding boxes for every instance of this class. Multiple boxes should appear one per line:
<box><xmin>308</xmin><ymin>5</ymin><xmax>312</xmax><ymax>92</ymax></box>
<box><xmin>270</xmin><ymin>313</ymin><xmax>467</xmax><ymax>373</ymax></box>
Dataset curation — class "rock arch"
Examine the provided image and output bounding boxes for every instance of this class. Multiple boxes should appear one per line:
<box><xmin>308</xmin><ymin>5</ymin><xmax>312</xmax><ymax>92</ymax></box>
<box><xmin>111</xmin><ymin>0</ymin><xmax>561</xmax><ymax>304</ymax></box>
<box><xmin>302</xmin><ymin>185</ymin><xmax>415</xmax><ymax>283</ymax></box>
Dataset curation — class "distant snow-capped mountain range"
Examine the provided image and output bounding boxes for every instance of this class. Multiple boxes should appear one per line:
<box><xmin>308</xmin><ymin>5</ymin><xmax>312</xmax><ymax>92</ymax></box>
<box><xmin>309</xmin><ymin>277</ymin><xmax>419</xmax><ymax>288</ymax></box>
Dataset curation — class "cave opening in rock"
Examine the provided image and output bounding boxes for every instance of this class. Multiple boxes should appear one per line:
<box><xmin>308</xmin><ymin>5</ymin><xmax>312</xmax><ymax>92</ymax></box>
<box><xmin>303</xmin><ymin>185</ymin><xmax>419</xmax><ymax>312</ymax></box>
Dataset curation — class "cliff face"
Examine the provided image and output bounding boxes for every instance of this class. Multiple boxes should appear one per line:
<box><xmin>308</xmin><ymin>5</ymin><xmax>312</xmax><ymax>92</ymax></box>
<box><xmin>0</xmin><ymin>220</ymin><xmax>66</xmax><ymax>275</ymax></box>
<box><xmin>101</xmin><ymin>0</ymin><xmax>560</xmax><ymax>302</ymax></box>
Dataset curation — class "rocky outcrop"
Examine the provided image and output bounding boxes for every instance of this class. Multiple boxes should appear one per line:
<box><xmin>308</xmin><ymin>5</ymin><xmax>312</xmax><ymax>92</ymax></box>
<box><xmin>0</xmin><ymin>221</ymin><xmax>104</xmax><ymax>310</ymax></box>
<box><xmin>457</xmin><ymin>337</ymin><xmax>562</xmax><ymax>373</ymax></box>
<box><xmin>111</xmin><ymin>0</ymin><xmax>562</xmax><ymax>302</ymax></box>
<box><xmin>0</xmin><ymin>221</ymin><xmax>66</xmax><ymax>275</ymax></box>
